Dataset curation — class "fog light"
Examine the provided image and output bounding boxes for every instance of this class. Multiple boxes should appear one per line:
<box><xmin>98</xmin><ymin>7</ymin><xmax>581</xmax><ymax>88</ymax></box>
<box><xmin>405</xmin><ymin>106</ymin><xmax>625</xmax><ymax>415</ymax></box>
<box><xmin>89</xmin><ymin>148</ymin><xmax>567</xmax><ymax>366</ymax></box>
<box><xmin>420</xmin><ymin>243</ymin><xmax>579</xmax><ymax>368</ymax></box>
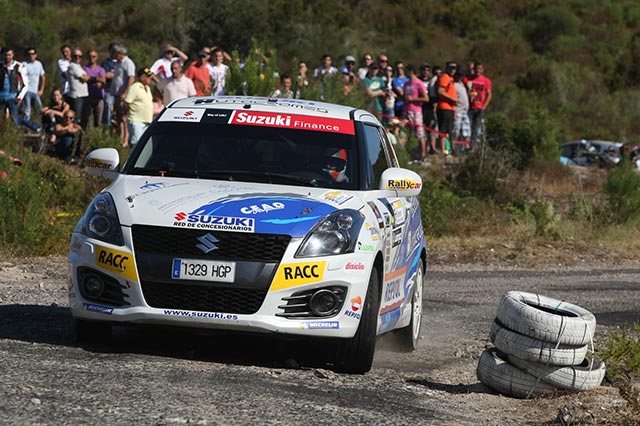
<box><xmin>82</xmin><ymin>274</ymin><xmax>105</xmax><ymax>298</ymax></box>
<box><xmin>309</xmin><ymin>289</ymin><xmax>339</xmax><ymax>316</ymax></box>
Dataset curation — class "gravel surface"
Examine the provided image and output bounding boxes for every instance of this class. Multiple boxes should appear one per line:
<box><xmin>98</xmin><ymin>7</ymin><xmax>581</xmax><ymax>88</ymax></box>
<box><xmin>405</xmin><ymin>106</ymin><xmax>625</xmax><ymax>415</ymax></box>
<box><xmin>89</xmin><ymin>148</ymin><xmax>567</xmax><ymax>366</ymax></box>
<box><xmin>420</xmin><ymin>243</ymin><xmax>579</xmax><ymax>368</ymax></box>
<box><xmin>1</xmin><ymin>255</ymin><xmax>639</xmax><ymax>425</ymax></box>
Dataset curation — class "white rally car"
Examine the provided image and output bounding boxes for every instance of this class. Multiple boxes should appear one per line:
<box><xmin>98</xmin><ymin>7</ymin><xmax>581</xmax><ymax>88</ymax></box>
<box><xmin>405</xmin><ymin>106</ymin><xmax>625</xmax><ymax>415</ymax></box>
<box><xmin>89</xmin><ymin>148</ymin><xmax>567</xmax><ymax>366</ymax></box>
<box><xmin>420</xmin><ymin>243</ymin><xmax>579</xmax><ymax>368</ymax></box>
<box><xmin>69</xmin><ymin>96</ymin><xmax>427</xmax><ymax>373</ymax></box>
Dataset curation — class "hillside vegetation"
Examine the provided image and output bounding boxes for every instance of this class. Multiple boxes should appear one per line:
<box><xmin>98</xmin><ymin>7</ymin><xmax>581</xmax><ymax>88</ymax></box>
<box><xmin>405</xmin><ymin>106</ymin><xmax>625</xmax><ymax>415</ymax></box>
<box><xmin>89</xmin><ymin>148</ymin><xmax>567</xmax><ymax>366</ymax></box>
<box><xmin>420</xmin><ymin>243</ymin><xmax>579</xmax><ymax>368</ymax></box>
<box><xmin>3</xmin><ymin>0</ymin><xmax>640</xmax><ymax>141</ymax></box>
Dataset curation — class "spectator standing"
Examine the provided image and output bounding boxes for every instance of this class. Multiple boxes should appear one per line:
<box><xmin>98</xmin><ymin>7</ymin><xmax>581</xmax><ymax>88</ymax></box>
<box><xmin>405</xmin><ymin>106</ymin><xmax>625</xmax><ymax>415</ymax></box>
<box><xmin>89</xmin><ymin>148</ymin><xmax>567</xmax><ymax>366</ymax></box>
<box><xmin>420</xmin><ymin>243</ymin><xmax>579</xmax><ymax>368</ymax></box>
<box><xmin>82</xmin><ymin>50</ymin><xmax>106</xmax><ymax>129</ymax></box>
<box><xmin>158</xmin><ymin>61</ymin><xmax>196</xmax><ymax>105</ymax></box>
<box><xmin>452</xmin><ymin>71</ymin><xmax>470</xmax><ymax>152</ymax></box>
<box><xmin>382</xmin><ymin>63</ymin><xmax>396</xmax><ymax>122</ymax></box>
<box><xmin>341</xmin><ymin>55</ymin><xmax>358</xmax><ymax>79</ymax></box>
<box><xmin>110</xmin><ymin>44</ymin><xmax>136</xmax><ymax>147</ymax></box>
<box><xmin>402</xmin><ymin>64</ymin><xmax>429</xmax><ymax>160</ymax></box>
<box><xmin>420</xmin><ymin>63</ymin><xmax>439</xmax><ymax>154</ymax></box>
<box><xmin>23</xmin><ymin>48</ymin><xmax>45</xmax><ymax>126</ymax></box>
<box><xmin>313</xmin><ymin>54</ymin><xmax>337</xmax><ymax>80</ymax></box>
<box><xmin>436</xmin><ymin>61</ymin><xmax>458</xmax><ymax>155</ymax></box>
<box><xmin>67</xmin><ymin>48</ymin><xmax>89</xmax><ymax>127</ymax></box>
<box><xmin>53</xmin><ymin>109</ymin><xmax>82</xmax><ymax>164</ymax></box>
<box><xmin>208</xmin><ymin>47</ymin><xmax>229</xmax><ymax>96</ymax></box>
<box><xmin>357</xmin><ymin>53</ymin><xmax>373</xmax><ymax>81</ymax></box>
<box><xmin>463</xmin><ymin>62</ymin><xmax>492</xmax><ymax>152</ymax></box>
<box><xmin>0</xmin><ymin>48</ymin><xmax>29</xmax><ymax>127</ymax></box>
<box><xmin>363</xmin><ymin>62</ymin><xmax>386</xmax><ymax>118</ymax></box>
<box><xmin>269</xmin><ymin>74</ymin><xmax>294</xmax><ymax>98</ymax></box>
<box><xmin>391</xmin><ymin>61</ymin><xmax>409</xmax><ymax>119</ymax></box>
<box><xmin>294</xmin><ymin>61</ymin><xmax>309</xmax><ymax>98</ymax></box>
<box><xmin>57</xmin><ymin>45</ymin><xmax>72</xmax><ymax>102</ymax></box>
<box><xmin>101</xmin><ymin>43</ymin><xmax>118</xmax><ymax>126</ymax></box>
<box><xmin>184</xmin><ymin>48</ymin><xmax>212</xmax><ymax>96</ymax></box>
<box><xmin>124</xmin><ymin>68</ymin><xmax>154</xmax><ymax>147</ymax></box>
<box><xmin>150</xmin><ymin>43</ymin><xmax>188</xmax><ymax>79</ymax></box>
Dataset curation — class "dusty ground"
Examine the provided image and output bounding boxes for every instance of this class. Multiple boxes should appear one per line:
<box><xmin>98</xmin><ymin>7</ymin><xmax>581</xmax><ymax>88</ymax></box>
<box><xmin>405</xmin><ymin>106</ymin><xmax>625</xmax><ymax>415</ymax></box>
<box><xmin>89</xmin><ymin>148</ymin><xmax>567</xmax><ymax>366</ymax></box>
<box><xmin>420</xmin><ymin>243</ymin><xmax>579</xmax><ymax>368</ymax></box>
<box><xmin>0</xmin><ymin>253</ymin><xmax>638</xmax><ymax>425</ymax></box>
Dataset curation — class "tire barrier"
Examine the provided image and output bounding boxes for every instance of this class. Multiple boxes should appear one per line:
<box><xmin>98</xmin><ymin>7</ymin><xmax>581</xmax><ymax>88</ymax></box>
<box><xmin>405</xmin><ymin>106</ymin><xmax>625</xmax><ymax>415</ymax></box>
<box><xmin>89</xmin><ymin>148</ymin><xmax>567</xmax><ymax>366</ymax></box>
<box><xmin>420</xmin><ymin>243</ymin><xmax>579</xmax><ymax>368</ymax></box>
<box><xmin>477</xmin><ymin>291</ymin><xmax>605</xmax><ymax>398</ymax></box>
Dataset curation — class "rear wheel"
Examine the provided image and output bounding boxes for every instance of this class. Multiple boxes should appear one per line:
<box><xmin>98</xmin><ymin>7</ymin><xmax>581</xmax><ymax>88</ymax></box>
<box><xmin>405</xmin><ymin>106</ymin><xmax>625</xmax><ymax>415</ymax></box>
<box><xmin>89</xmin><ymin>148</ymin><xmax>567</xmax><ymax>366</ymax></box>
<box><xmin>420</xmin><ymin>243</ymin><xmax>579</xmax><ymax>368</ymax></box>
<box><xmin>394</xmin><ymin>262</ymin><xmax>424</xmax><ymax>352</ymax></box>
<box><xmin>72</xmin><ymin>318</ymin><xmax>112</xmax><ymax>344</ymax></box>
<box><xmin>333</xmin><ymin>266</ymin><xmax>380</xmax><ymax>374</ymax></box>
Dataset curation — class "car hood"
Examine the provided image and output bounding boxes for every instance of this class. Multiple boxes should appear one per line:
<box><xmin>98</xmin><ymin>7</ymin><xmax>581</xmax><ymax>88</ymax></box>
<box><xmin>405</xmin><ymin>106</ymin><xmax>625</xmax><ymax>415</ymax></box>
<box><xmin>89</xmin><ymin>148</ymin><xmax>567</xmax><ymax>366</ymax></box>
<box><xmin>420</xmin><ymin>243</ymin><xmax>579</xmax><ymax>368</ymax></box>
<box><xmin>108</xmin><ymin>177</ymin><xmax>363</xmax><ymax>238</ymax></box>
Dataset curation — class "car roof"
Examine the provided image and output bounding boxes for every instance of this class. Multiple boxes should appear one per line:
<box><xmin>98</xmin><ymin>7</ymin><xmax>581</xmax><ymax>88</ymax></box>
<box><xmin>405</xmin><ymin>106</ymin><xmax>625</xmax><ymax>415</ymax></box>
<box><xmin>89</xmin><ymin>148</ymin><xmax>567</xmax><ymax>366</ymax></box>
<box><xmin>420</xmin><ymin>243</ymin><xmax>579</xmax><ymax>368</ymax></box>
<box><xmin>166</xmin><ymin>95</ymin><xmax>378</xmax><ymax>123</ymax></box>
<box><xmin>562</xmin><ymin>140</ymin><xmax>623</xmax><ymax>147</ymax></box>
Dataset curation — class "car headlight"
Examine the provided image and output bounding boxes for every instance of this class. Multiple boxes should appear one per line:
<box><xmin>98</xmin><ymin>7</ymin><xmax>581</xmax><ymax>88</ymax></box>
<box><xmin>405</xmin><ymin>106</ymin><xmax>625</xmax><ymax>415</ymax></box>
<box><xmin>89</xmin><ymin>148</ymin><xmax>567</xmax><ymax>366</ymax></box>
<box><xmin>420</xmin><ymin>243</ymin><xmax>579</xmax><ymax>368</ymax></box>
<box><xmin>296</xmin><ymin>209</ymin><xmax>364</xmax><ymax>258</ymax></box>
<box><xmin>82</xmin><ymin>193</ymin><xmax>124</xmax><ymax>246</ymax></box>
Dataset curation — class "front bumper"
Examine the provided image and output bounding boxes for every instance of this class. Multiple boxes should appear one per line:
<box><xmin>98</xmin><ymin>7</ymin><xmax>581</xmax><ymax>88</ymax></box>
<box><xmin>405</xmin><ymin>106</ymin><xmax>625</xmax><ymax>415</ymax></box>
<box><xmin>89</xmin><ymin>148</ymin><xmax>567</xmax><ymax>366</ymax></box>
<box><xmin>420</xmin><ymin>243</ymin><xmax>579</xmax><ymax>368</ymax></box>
<box><xmin>68</xmin><ymin>230</ymin><xmax>374</xmax><ymax>339</ymax></box>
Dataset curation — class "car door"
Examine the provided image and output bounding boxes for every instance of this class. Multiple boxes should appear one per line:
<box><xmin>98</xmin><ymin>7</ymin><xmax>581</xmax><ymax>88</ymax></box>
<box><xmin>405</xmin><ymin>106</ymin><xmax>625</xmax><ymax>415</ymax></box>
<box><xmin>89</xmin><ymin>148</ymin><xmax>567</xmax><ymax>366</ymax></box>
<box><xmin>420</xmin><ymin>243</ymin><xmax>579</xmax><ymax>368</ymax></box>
<box><xmin>359</xmin><ymin>123</ymin><xmax>414</xmax><ymax>331</ymax></box>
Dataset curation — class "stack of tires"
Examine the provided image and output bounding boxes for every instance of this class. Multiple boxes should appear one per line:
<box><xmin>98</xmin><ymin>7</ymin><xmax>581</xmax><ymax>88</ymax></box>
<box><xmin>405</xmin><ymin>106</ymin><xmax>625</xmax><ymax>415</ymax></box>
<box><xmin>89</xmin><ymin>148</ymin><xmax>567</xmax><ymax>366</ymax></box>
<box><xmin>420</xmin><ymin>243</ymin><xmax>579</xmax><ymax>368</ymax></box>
<box><xmin>477</xmin><ymin>291</ymin><xmax>606</xmax><ymax>398</ymax></box>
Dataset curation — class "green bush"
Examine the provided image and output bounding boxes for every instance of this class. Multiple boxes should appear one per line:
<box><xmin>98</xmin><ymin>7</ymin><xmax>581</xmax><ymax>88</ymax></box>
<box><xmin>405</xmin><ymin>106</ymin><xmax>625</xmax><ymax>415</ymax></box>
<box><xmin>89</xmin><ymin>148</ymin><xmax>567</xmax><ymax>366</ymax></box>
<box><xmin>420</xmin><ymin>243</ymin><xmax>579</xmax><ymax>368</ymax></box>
<box><xmin>604</xmin><ymin>158</ymin><xmax>640</xmax><ymax>223</ymax></box>
<box><xmin>601</xmin><ymin>323</ymin><xmax>640</xmax><ymax>415</ymax></box>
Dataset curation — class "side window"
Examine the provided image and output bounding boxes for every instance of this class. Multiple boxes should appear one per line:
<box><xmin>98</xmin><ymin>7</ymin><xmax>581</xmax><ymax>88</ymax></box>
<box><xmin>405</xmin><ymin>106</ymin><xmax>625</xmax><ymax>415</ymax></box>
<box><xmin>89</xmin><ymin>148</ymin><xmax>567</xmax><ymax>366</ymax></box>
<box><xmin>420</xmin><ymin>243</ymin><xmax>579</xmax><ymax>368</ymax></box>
<box><xmin>361</xmin><ymin>124</ymin><xmax>392</xmax><ymax>189</ymax></box>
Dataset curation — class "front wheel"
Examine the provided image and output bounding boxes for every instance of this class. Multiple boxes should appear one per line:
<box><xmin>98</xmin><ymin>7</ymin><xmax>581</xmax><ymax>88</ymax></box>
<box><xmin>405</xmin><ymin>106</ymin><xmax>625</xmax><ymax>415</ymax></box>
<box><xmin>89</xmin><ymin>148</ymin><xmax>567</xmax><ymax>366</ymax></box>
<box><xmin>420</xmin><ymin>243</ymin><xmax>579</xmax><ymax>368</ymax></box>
<box><xmin>394</xmin><ymin>262</ymin><xmax>424</xmax><ymax>352</ymax></box>
<box><xmin>333</xmin><ymin>266</ymin><xmax>380</xmax><ymax>374</ymax></box>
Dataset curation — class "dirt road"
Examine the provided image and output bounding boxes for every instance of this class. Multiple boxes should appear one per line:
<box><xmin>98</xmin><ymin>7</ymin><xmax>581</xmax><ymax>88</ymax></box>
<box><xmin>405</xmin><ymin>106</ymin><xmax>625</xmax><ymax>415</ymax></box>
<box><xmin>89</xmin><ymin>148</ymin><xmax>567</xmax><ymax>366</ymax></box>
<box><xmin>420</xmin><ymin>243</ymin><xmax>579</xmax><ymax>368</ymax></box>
<box><xmin>0</xmin><ymin>256</ymin><xmax>638</xmax><ymax>425</ymax></box>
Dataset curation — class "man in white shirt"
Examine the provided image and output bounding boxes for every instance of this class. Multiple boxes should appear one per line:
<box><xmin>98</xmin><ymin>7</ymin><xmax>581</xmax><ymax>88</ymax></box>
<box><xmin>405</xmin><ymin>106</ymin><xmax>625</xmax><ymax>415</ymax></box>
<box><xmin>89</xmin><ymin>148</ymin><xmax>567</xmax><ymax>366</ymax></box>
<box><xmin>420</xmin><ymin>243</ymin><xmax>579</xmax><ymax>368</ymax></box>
<box><xmin>157</xmin><ymin>61</ymin><xmax>196</xmax><ymax>105</ymax></box>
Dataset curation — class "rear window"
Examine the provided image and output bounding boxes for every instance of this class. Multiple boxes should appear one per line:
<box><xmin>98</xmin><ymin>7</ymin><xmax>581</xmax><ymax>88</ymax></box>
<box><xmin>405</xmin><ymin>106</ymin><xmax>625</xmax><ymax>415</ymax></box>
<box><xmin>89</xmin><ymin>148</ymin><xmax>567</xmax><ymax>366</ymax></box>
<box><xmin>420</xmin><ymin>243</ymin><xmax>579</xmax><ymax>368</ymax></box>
<box><xmin>123</xmin><ymin>118</ymin><xmax>358</xmax><ymax>189</ymax></box>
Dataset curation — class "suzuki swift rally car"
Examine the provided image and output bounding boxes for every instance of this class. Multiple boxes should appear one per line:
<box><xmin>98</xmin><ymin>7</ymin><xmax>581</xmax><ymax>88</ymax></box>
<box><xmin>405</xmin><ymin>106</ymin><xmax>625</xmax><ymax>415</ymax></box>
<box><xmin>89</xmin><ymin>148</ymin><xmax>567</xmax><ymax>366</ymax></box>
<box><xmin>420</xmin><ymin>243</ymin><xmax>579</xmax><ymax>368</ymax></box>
<box><xmin>69</xmin><ymin>96</ymin><xmax>427</xmax><ymax>373</ymax></box>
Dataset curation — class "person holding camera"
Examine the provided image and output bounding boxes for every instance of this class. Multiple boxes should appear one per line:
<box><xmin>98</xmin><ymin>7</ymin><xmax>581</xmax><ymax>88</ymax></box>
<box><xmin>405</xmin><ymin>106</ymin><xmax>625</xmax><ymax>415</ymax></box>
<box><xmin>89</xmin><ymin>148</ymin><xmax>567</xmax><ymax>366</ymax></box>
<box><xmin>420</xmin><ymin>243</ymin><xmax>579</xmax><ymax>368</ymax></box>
<box><xmin>150</xmin><ymin>43</ymin><xmax>188</xmax><ymax>79</ymax></box>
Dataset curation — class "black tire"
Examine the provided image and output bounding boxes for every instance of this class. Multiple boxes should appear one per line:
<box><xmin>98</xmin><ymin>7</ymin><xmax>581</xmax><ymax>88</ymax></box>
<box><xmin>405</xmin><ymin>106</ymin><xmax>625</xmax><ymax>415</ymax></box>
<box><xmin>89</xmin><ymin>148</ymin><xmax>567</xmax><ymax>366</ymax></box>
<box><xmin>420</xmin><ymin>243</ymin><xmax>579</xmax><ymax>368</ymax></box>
<box><xmin>496</xmin><ymin>291</ymin><xmax>596</xmax><ymax>346</ymax></box>
<box><xmin>393</xmin><ymin>262</ymin><xmax>424</xmax><ymax>352</ymax></box>
<box><xmin>333</xmin><ymin>266</ymin><xmax>380</xmax><ymax>374</ymax></box>
<box><xmin>509</xmin><ymin>356</ymin><xmax>606</xmax><ymax>391</ymax></box>
<box><xmin>72</xmin><ymin>318</ymin><xmax>112</xmax><ymax>344</ymax></box>
<box><xmin>476</xmin><ymin>348</ymin><xmax>557</xmax><ymax>399</ymax></box>
<box><xmin>490</xmin><ymin>319</ymin><xmax>588</xmax><ymax>366</ymax></box>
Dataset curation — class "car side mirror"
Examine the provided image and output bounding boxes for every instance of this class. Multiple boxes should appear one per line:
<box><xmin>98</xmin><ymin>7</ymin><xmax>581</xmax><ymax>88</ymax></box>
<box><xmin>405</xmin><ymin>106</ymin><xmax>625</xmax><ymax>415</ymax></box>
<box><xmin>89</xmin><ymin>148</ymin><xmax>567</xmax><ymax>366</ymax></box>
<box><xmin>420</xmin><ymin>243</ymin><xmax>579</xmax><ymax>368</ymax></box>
<box><xmin>379</xmin><ymin>167</ymin><xmax>423</xmax><ymax>196</ymax></box>
<box><xmin>85</xmin><ymin>148</ymin><xmax>120</xmax><ymax>180</ymax></box>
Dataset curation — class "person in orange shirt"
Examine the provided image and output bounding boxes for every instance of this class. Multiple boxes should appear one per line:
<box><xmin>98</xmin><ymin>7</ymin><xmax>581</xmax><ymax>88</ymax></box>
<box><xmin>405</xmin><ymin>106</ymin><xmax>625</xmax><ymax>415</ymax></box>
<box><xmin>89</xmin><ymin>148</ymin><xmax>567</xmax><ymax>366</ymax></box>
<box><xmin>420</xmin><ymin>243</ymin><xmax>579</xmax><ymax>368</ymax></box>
<box><xmin>184</xmin><ymin>48</ymin><xmax>212</xmax><ymax>96</ymax></box>
<box><xmin>436</xmin><ymin>61</ymin><xmax>458</xmax><ymax>154</ymax></box>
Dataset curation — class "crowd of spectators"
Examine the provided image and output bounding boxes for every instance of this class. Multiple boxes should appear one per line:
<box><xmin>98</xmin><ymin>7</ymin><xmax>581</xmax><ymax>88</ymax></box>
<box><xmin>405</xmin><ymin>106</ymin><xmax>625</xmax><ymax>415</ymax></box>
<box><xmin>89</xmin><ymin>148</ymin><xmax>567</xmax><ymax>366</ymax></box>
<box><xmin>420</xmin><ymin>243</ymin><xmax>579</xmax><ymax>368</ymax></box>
<box><xmin>0</xmin><ymin>43</ymin><xmax>492</xmax><ymax>164</ymax></box>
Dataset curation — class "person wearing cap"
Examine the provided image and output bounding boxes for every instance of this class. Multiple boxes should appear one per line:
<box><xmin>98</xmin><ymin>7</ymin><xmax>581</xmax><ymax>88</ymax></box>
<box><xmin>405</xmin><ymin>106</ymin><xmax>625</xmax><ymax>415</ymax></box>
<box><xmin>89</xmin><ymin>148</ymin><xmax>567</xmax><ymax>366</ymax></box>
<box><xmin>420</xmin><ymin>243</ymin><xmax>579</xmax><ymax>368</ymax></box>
<box><xmin>124</xmin><ymin>68</ymin><xmax>154</xmax><ymax>147</ymax></box>
<box><xmin>437</xmin><ymin>61</ymin><xmax>458</xmax><ymax>155</ymax></box>
<box><xmin>184</xmin><ymin>47</ymin><xmax>212</xmax><ymax>96</ymax></box>
<box><xmin>150</xmin><ymin>43</ymin><xmax>188</xmax><ymax>79</ymax></box>
<box><xmin>341</xmin><ymin>55</ymin><xmax>359</xmax><ymax>95</ymax></box>
<box><xmin>341</xmin><ymin>55</ymin><xmax>356</xmax><ymax>74</ymax></box>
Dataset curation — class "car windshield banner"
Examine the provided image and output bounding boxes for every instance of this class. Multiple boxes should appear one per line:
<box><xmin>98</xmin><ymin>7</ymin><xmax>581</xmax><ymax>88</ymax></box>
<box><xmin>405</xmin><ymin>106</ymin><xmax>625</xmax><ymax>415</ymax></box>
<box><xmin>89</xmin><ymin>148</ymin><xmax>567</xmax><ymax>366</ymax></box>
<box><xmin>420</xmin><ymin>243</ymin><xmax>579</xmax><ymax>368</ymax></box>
<box><xmin>229</xmin><ymin>110</ymin><xmax>355</xmax><ymax>135</ymax></box>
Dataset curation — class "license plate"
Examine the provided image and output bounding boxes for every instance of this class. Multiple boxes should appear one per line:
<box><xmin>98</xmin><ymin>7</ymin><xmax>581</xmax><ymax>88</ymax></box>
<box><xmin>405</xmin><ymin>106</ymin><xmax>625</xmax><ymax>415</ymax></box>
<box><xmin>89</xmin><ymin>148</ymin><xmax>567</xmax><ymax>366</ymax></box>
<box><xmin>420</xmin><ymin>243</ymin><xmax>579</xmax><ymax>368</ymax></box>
<box><xmin>171</xmin><ymin>258</ymin><xmax>236</xmax><ymax>283</ymax></box>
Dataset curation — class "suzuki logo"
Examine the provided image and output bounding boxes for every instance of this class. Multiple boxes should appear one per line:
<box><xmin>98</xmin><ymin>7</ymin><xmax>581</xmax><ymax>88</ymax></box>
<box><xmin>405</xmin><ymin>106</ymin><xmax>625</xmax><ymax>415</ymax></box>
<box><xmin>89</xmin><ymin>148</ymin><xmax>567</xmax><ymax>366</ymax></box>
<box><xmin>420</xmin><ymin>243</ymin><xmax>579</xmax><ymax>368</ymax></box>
<box><xmin>196</xmin><ymin>233</ymin><xmax>220</xmax><ymax>254</ymax></box>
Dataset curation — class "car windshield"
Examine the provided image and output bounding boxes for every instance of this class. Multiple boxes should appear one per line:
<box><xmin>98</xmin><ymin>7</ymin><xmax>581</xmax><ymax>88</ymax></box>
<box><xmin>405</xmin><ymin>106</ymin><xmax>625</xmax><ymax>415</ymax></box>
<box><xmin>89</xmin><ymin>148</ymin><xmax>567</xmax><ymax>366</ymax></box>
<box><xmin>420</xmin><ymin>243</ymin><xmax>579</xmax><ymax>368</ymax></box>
<box><xmin>124</xmin><ymin>121</ymin><xmax>358</xmax><ymax>189</ymax></box>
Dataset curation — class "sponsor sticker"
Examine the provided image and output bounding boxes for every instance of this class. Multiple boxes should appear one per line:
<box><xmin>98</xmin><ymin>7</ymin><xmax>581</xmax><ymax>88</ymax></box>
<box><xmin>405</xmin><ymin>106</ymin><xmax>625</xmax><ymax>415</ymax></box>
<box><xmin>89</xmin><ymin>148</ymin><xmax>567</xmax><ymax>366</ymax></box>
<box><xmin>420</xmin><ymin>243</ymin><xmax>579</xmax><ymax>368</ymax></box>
<box><xmin>365</xmin><ymin>223</ymin><xmax>379</xmax><ymax>241</ymax></box>
<box><xmin>305</xmin><ymin>321</ymin><xmax>340</xmax><ymax>329</ymax></box>
<box><xmin>345</xmin><ymin>262</ymin><xmax>365</xmax><ymax>271</ymax></box>
<box><xmin>230</xmin><ymin>110</ymin><xmax>355</xmax><ymax>135</ymax></box>
<box><xmin>86</xmin><ymin>158</ymin><xmax>112</xmax><ymax>169</ymax></box>
<box><xmin>386</xmin><ymin>179</ymin><xmax>422</xmax><ymax>190</ymax></box>
<box><xmin>158</xmin><ymin>109</ymin><xmax>205</xmax><ymax>122</ymax></box>
<box><xmin>357</xmin><ymin>241</ymin><xmax>375</xmax><ymax>252</ymax></box>
<box><xmin>391</xmin><ymin>200</ymin><xmax>406</xmax><ymax>226</ymax></box>
<box><xmin>85</xmin><ymin>303</ymin><xmax>113</xmax><ymax>315</ymax></box>
<box><xmin>323</xmin><ymin>191</ymin><xmax>353</xmax><ymax>205</ymax></box>
<box><xmin>95</xmin><ymin>245</ymin><xmax>137</xmax><ymax>281</ymax></box>
<box><xmin>173</xmin><ymin>212</ymin><xmax>255</xmax><ymax>232</ymax></box>
<box><xmin>380</xmin><ymin>267</ymin><xmax>407</xmax><ymax>314</ymax></box>
<box><xmin>270</xmin><ymin>261</ymin><xmax>326</xmax><ymax>291</ymax></box>
<box><xmin>240</xmin><ymin>202</ymin><xmax>285</xmax><ymax>215</ymax></box>
<box><xmin>343</xmin><ymin>296</ymin><xmax>362</xmax><ymax>319</ymax></box>
<box><xmin>163</xmin><ymin>309</ymin><xmax>238</xmax><ymax>320</ymax></box>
